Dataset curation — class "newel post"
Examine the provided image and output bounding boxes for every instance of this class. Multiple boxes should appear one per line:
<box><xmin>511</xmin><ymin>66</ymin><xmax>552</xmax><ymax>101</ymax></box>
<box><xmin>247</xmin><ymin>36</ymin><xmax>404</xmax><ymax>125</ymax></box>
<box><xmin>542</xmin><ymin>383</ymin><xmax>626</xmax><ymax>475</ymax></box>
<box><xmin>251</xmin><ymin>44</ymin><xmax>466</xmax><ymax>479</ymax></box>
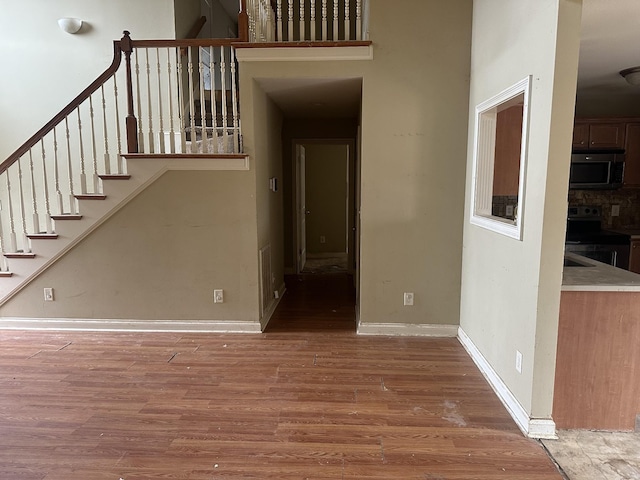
<box><xmin>238</xmin><ymin>0</ymin><xmax>249</xmax><ymax>42</ymax></box>
<box><xmin>120</xmin><ymin>31</ymin><xmax>139</xmax><ymax>153</ymax></box>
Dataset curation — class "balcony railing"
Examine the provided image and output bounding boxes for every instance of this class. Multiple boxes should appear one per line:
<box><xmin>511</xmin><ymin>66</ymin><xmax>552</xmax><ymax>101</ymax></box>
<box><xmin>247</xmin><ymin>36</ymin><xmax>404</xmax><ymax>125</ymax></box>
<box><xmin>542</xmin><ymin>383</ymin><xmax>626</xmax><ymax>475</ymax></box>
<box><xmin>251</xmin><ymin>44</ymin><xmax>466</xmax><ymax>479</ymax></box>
<box><xmin>246</xmin><ymin>0</ymin><xmax>369</xmax><ymax>43</ymax></box>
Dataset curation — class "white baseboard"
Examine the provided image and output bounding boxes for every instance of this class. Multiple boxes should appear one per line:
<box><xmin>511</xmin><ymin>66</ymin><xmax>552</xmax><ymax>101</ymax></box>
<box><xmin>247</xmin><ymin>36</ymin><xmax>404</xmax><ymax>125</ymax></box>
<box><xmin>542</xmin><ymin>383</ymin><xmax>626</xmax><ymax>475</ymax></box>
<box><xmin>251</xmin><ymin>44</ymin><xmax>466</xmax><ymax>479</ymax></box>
<box><xmin>0</xmin><ymin>317</ymin><xmax>262</xmax><ymax>333</ymax></box>
<box><xmin>357</xmin><ymin>322</ymin><xmax>458</xmax><ymax>337</ymax></box>
<box><xmin>259</xmin><ymin>283</ymin><xmax>286</xmax><ymax>331</ymax></box>
<box><xmin>457</xmin><ymin>327</ymin><xmax>557</xmax><ymax>439</ymax></box>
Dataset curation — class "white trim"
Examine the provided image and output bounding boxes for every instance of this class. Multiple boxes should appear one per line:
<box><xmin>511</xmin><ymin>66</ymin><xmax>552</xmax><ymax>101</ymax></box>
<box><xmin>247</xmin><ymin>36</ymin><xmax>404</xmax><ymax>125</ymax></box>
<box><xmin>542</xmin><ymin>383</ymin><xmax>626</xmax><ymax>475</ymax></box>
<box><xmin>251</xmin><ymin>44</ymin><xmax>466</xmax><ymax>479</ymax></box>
<box><xmin>457</xmin><ymin>327</ymin><xmax>557</xmax><ymax>439</ymax></box>
<box><xmin>469</xmin><ymin>76</ymin><xmax>532</xmax><ymax>241</ymax></box>
<box><xmin>357</xmin><ymin>322</ymin><xmax>458</xmax><ymax>337</ymax></box>
<box><xmin>235</xmin><ymin>46</ymin><xmax>373</xmax><ymax>62</ymax></box>
<box><xmin>0</xmin><ymin>317</ymin><xmax>262</xmax><ymax>333</ymax></box>
<box><xmin>259</xmin><ymin>283</ymin><xmax>286</xmax><ymax>331</ymax></box>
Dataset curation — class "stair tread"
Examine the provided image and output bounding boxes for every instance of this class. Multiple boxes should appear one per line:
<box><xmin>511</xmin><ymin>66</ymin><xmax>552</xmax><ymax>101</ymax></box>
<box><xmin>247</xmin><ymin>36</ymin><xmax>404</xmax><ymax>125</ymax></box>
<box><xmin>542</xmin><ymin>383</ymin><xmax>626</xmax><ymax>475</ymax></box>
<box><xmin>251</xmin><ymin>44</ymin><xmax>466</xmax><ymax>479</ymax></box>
<box><xmin>99</xmin><ymin>174</ymin><xmax>131</xmax><ymax>180</ymax></box>
<box><xmin>51</xmin><ymin>214</ymin><xmax>83</xmax><ymax>220</ymax></box>
<box><xmin>75</xmin><ymin>194</ymin><xmax>106</xmax><ymax>200</ymax></box>
<box><xmin>27</xmin><ymin>233</ymin><xmax>58</xmax><ymax>239</ymax></box>
<box><xmin>4</xmin><ymin>252</ymin><xmax>36</xmax><ymax>259</ymax></box>
<box><xmin>0</xmin><ymin>271</ymin><xmax>13</xmax><ymax>277</ymax></box>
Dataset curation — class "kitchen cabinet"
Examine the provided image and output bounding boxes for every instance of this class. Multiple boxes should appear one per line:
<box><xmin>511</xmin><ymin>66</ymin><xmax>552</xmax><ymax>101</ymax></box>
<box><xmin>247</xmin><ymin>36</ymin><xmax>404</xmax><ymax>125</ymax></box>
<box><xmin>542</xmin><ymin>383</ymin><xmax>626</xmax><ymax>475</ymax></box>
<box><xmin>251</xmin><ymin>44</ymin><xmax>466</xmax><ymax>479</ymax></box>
<box><xmin>573</xmin><ymin>121</ymin><xmax>625</xmax><ymax>150</ymax></box>
<box><xmin>630</xmin><ymin>239</ymin><xmax>640</xmax><ymax>274</ymax></box>
<box><xmin>624</xmin><ymin>124</ymin><xmax>640</xmax><ymax>186</ymax></box>
<box><xmin>492</xmin><ymin>104</ymin><xmax>523</xmax><ymax>196</ymax></box>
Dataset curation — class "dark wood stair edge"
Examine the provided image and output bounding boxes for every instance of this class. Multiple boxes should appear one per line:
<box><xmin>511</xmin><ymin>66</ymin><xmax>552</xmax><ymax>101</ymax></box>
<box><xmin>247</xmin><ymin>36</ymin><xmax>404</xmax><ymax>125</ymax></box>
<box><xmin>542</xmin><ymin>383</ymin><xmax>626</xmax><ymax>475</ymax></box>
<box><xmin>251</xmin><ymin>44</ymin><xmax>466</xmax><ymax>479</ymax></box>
<box><xmin>4</xmin><ymin>253</ymin><xmax>36</xmax><ymax>259</ymax></box>
<box><xmin>0</xmin><ymin>271</ymin><xmax>13</xmax><ymax>277</ymax></box>
<box><xmin>99</xmin><ymin>174</ymin><xmax>131</xmax><ymax>180</ymax></box>
<box><xmin>74</xmin><ymin>194</ymin><xmax>106</xmax><ymax>200</ymax></box>
<box><xmin>50</xmin><ymin>215</ymin><xmax>83</xmax><ymax>220</ymax></box>
<box><xmin>27</xmin><ymin>234</ymin><xmax>58</xmax><ymax>240</ymax></box>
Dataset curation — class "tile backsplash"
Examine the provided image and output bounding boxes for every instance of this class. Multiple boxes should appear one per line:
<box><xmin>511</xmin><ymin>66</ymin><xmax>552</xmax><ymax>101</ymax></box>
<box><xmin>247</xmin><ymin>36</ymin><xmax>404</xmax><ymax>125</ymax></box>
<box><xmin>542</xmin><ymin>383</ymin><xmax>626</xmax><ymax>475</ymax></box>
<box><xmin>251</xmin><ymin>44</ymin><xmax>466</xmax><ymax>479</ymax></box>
<box><xmin>568</xmin><ymin>187</ymin><xmax>640</xmax><ymax>229</ymax></box>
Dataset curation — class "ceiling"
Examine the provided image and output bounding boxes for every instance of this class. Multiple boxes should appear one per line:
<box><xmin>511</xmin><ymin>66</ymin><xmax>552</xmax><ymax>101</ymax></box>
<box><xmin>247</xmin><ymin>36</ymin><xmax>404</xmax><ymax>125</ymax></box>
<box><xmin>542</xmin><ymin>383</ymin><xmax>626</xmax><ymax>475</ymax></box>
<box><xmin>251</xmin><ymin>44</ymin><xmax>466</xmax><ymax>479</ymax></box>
<box><xmin>576</xmin><ymin>0</ymin><xmax>640</xmax><ymax>115</ymax></box>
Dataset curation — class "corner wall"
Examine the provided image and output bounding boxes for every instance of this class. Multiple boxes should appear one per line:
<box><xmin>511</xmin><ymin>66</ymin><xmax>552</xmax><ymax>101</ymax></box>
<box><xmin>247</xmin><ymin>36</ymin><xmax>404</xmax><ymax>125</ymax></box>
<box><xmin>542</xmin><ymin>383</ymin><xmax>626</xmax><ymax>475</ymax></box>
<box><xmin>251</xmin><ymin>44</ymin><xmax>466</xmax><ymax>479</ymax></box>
<box><xmin>459</xmin><ymin>0</ymin><xmax>582</xmax><ymax>434</ymax></box>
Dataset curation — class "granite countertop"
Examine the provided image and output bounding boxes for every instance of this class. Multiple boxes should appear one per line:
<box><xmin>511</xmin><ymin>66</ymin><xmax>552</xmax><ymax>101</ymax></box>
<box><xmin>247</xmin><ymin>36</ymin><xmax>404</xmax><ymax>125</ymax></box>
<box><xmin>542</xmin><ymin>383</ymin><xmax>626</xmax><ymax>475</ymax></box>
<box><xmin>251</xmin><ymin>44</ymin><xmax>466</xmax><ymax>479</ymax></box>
<box><xmin>562</xmin><ymin>252</ymin><xmax>640</xmax><ymax>292</ymax></box>
<box><xmin>609</xmin><ymin>228</ymin><xmax>640</xmax><ymax>238</ymax></box>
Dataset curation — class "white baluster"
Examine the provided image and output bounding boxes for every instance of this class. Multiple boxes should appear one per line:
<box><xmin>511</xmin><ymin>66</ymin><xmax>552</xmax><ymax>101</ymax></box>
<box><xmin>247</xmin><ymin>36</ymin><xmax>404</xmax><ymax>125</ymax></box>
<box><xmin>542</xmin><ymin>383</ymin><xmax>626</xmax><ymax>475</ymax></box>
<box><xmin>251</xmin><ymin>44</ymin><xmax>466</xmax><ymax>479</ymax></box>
<box><xmin>356</xmin><ymin>0</ymin><xmax>362</xmax><ymax>40</ymax></box>
<box><xmin>277</xmin><ymin>0</ymin><xmax>283</xmax><ymax>41</ymax></box>
<box><xmin>288</xmin><ymin>0</ymin><xmax>294</xmax><ymax>41</ymax></box>
<box><xmin>16</xmin><ymin>157</ymin><xmax>30</xmax><ymax>252</ymax></box>
<box><xmin>134</xmin><ymin>49</ymin><xmax>144</xmax><ymax>152</ymax></box>
<box><xmin>52</xmin><ymin>127</ymin><xmax>64</xmax><ymax>215</ymax></box>
<box><xmin>156</xmin><ymin>48</ymin><xmax>165</xmax><ymax>154</ymax></box>
<box><xmin>345</xmin><ymin>0</ymin><xmax>350</xmax><ymax>40</ymax></box>
<box><xmin>77</xmin><ymin>107</ymin><xmax>87</xmax><ymax>195</ymax></box>
<box><xmin>230</xmin><ymin>47</ymin><xmax>240</xmax><ymax>153</ymax></box>
<box><xmin>210</xmin><ymin>46</ymin><xmax>219</xmax><ymax>151</ymax></box>
<box><xmin>28</xmin><ymin>149</ymin><xmax>39</xmax><ymax>234</ymax></box>
<box><xmin>333</xmin><ymin>0</ymin><xmax>339</xmax><ymax>41</ymax></box>
<box><xmin>65</xmin><ymin>116</ymin><xmax>77</xmax><ymax>214</ymax></box>
<box><xmin>219</xmin><ymin>47</ymin><xmax>228</xmax><ymax>153</ymax></box>
<box><xmin>198</xmin><ymin>48</ymin><xmax>209</xmax><ymax>152</ymax></box>
<box><xmin>113</xmin><ymin>74</ymin><xmax>124</xmax><ymax>173</ymax></box>
<box><xmin>145</xmin><ymin>48</ymin><xmax>155</xmax><ymax>154</ymax></box>
<box><xmin>88</xmin><ymin>95</ymin><xmax>100</xmax><ymax>192</ymax></box>
<box><xmin>187</xmin><ymin>48</ymin><xmax>197</xmax><ymax>154</ymax></box>
<box><xmin>176</xmin><ymin>48</ymin><xmax>187</xmax><ymax>154</ymax></box>
<box><xmin>310</xmin><ymin>0</ymin><xmax>316</xmax><ymax>40</ymax></box>
<box><xmin>40</xmin><ymin>139</ymin><xmax>53</xmax><ymax>233</ymax></box>
<box><xmin>322</xmin><ymin>0</ymin><xmax>328</xmax><ymax>40</ymax></box>
<box><xmin>167</xmin><ymin>49</ymin><xmax>176</xmax><ymax>154</ymax></box>
<box><xmin>100</xmin><ymin>84</ymin><xmax>111</xmax><ymax>175</ymax></box>
<box><xmin>5</xmin><ymin>171</ymin><xmax>17</xmax><ymax>253</ymax></box>
<box><xmin>0</xmin><ymin>204</ymin><xmax>9</xmax><ymax>271</ymax></box>
<box><xmin>299</xmin><ymin>0</ymin><xmax>305</xmax><ymax>41</ymax></box>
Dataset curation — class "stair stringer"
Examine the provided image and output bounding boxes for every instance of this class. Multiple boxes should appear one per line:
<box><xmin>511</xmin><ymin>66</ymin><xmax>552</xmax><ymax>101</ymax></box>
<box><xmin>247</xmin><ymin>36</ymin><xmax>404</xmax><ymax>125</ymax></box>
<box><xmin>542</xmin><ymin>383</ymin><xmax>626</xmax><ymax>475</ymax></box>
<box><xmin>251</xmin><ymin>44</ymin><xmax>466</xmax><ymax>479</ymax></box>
<box><xmin>0</xmin><ymin>155</ymin><xmax>249</xmax><ymax>307</ymax></box>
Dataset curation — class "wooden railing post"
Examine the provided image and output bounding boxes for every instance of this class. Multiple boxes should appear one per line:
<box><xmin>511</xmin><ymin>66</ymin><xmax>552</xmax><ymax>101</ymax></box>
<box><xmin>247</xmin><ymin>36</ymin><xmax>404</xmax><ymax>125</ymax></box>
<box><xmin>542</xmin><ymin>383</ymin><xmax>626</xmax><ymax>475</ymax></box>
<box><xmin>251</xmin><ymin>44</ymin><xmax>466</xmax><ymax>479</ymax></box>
<box><xmin>238</xmin><ymin>0</ymin><xmax>250</xmax><ymax>42</ymax></box>
<box><xmin>120</xmin><ymin>31</ymin><xmax>138</xmax><ymax>154</ymax></box>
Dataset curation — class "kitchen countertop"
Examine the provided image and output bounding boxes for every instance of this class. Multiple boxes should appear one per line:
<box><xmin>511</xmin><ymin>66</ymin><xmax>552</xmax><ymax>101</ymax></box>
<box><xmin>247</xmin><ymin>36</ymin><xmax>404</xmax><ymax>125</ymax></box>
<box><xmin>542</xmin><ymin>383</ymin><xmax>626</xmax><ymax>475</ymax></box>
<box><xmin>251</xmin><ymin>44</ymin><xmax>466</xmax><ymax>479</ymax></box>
<box><xmin>562</xmin><ymin>252</ymin><xmax>640</xmax><ymax>292</ymax></box>
<box><xmin>610</xmin><ymin>228</ymin><xmax>640</xmax><ymax>238</ymax></box>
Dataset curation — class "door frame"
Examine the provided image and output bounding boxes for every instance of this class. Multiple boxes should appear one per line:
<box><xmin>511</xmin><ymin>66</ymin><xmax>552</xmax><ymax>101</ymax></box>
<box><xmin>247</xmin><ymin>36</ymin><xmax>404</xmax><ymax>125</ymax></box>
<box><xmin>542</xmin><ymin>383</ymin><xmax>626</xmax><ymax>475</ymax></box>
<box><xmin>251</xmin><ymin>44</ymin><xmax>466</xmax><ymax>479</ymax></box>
<box><xmin>291</xmin><ymin>138</ymin><xmax>358</xmax><ymax>275</ymax></box>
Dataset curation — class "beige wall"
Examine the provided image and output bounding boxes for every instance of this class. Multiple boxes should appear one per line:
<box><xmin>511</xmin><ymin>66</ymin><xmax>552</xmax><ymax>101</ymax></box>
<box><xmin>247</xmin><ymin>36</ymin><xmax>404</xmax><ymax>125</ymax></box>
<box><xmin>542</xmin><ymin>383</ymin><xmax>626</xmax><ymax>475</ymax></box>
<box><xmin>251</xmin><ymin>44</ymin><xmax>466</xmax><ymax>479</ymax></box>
<box><xmin>240</xmin><ymin>0</ymin><xmax>472</xmax><ymax>327</ymax></box>
<box><xmin>460</xmin><ymin>0</ymin><xmax>582</xmax><ymax>419</ymax></box>
<box><xmin>0</xmin><ymin>0</ymin><xmax>179</xmax><ymax>161</ymax></box>
<box><xmin>304</xmin><ymin>144</ymin><xmax>349</xmax><ymax>254</ymax></box>
<box><xmin>174</xmin><ymin>0</ymin><xmax>202</xmax><ymax>38</ymax></box>
<box><xmin>243</xmin><ymin>79</ymin><xmax>286</xmax><ymax>310</ymax></box>
<box><xmin>0</xmin><ymin>171</ymin><xmax>260</xmax><ymax>321</ymax></box>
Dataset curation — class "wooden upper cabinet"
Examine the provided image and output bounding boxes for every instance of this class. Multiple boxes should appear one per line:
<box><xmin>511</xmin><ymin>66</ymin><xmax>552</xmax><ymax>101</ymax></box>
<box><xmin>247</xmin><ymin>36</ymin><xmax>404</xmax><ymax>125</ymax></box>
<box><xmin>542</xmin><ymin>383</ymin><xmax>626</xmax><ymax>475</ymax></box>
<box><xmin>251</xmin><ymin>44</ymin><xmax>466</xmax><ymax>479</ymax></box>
<box><xmin>588</xmin><ymin>123</ymin><xmax>625</xmax><ymax>149</ymax></box>
<box><xmin>629</xmin><ymin>239</ymin><xmax>640</xmax><ymax>274</ymax></box>
<box><xmin>572</xmin><ymin>123</ymin><xmax>589</xmax><ymax>149</ymax></box>
<box><xmin>493</xmin><ymin>105</ymin><xmax>523</xmax><ymax>196</ymax></box>
<box><xmin>572</xmin><ymin>121</ymin><xmax>625</xmax><ymax>150</ymax></box>
<box><xmin>624</xmin><ymin>124</ymin><xmax>640</xmax><ymax>186</ymax></box>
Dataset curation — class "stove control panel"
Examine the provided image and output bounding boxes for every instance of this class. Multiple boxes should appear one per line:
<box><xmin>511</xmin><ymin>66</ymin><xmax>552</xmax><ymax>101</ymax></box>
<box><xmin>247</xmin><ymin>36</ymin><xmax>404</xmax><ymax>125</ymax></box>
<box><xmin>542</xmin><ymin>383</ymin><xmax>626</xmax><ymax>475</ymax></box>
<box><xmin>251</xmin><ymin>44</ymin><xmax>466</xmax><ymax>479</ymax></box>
<box><xmin>568</xmin><ymin>205</ymin><xmax>601</xmax><ymax>219</ymax></box>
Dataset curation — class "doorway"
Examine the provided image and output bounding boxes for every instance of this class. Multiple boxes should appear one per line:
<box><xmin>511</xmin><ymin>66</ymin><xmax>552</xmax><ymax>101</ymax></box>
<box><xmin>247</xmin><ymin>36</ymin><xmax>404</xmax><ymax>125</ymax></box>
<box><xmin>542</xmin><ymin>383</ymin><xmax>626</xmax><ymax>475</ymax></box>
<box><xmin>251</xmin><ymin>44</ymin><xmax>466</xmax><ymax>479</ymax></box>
<box><xmin>293</xmin><ymin>140</ymin><xmax>357</xmax><ymax>276</ymax></box>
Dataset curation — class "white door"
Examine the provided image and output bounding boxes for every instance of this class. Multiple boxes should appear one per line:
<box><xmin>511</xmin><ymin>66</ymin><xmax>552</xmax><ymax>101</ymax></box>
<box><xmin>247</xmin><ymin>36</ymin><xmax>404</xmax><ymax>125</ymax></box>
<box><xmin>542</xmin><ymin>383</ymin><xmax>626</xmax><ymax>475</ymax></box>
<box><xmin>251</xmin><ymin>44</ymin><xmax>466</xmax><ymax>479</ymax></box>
<box><xmin>296</xmin><ymin>144</ymin><xmax>307</xmax><ymax>273</ymax></box>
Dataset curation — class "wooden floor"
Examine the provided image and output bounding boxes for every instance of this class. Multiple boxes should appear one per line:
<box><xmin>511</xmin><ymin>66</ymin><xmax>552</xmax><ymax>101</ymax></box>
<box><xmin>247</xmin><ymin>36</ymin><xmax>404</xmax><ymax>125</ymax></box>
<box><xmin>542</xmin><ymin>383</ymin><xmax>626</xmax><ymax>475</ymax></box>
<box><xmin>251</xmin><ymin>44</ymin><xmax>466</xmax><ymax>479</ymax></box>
<box><xmin>0</xmin><ymin>274</ymin><xmax>562</xmax><ymax>479</ymax></box>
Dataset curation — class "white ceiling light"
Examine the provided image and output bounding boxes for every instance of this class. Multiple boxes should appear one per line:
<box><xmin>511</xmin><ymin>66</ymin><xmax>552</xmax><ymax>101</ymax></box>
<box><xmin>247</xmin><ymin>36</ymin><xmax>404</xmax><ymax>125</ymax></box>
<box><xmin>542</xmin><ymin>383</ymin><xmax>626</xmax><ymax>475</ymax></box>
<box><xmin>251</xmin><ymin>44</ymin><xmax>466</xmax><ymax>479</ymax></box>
<box><xmin>620</xmin><ymin>66</ymin><xmax>640</xmax><ymax>86</ymax></box>
<box><xmin>58</xmin><ymin>18</ymin><xmax>83</xmax><ymax>34</ymax></box>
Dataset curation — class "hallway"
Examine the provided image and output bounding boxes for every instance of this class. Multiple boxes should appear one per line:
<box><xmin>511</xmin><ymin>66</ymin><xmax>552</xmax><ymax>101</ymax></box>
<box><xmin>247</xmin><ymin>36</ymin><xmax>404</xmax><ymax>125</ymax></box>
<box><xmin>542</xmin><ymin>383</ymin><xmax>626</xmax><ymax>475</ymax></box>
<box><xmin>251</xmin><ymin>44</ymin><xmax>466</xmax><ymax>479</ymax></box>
<box><xmin>0</xmin><ymin>274</ymin><xmax>563</xmax><ymax>479</ymax></box>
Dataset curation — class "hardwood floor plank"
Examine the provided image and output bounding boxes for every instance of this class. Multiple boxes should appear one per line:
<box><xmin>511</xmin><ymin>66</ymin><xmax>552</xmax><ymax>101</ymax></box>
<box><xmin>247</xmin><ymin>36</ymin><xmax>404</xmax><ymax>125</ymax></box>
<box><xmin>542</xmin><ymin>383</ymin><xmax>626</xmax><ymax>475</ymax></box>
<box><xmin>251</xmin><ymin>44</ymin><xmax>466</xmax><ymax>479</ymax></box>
<box><xmin>0</xmin><ymin>274</ymin><xmax>562</xmax><ymax>479</ymax></box>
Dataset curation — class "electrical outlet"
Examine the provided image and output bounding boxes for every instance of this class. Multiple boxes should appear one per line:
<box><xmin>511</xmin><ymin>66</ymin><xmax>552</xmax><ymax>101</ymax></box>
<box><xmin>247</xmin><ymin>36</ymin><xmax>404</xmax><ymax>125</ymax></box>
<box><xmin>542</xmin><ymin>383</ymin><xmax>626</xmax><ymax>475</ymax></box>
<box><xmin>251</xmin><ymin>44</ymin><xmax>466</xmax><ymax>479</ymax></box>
<box><xmin>505</xmin><ymin>205</ymin><xmax>514</xmax><ymax>217</ymax></box>
<box><xmin>320</xmin><ymin>235</ymin><xmax>326</xmax><ymax>244</ymax></box>
<box><xmin>516</xmin><ymin>350</ymin><xmax>523</xmax><ymax>374</ymax></box>
<box><xmin>44</xmin><ymin>287</ymin><xmax>54</xmax><ymax>302</ymax></box>
<box><xmin>612</xmin><ymin>204</ymin><xmax>620</xmax><ymax>217</ymax></box>
<box><xmin>403</xmin><ymin>292</ymin><xmax>414</xmax><ymax>306</ymax></box>
<box><xmin>213</xmin><ymin>289</ymin><xmax>224</xmax><ymax>303</ymax></box>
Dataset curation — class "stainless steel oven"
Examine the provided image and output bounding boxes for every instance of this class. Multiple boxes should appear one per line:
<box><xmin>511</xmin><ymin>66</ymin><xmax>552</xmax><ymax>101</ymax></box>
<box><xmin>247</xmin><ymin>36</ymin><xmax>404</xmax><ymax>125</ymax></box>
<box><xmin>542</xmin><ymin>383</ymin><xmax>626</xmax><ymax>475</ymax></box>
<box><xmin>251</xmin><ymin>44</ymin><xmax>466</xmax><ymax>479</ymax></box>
<box><xmin>565</xmin><ymin>205</ymin><xmax>630</xmax><ymax>269</ymax></box>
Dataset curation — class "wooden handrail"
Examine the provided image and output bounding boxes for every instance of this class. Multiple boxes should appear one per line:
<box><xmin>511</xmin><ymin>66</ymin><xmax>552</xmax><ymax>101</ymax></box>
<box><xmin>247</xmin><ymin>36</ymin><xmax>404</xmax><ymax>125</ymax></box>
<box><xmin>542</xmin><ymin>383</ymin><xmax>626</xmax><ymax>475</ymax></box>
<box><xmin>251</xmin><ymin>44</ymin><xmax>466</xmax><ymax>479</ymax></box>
<box><xmin>133</xmin><ymin>38</ymin><xmax>242</xmax><ymax>48</ymax></box>
<box><xmin>0</xmin><ymin>34</ymin><xmax>126</xmax><ymax>175</ymax></box>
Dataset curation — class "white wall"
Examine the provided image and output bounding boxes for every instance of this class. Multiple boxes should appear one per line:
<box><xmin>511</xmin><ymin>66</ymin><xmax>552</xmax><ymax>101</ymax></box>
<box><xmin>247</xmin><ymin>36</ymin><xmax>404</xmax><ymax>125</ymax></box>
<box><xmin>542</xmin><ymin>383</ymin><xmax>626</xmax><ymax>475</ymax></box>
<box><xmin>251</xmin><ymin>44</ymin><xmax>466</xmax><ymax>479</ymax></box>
<box><xmin>0</xmin><ymin>1</ymin><xmax>179</xmax><ymax>161</ymax></box>
<box><xmin>459</xmin><ymin>0</ymin><xmax>582</xmax><ymax>422</ymax></box>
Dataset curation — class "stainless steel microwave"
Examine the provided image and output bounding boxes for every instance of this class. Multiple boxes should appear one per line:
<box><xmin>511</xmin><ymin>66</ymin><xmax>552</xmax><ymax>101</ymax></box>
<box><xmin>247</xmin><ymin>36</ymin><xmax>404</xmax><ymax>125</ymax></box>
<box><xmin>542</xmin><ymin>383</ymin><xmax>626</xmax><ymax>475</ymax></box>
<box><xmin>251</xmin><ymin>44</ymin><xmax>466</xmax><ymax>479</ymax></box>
<box><xmin>569</xmin><ymin>152</ymin><xmax>625</xmax><ymax>189</ymax></box>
